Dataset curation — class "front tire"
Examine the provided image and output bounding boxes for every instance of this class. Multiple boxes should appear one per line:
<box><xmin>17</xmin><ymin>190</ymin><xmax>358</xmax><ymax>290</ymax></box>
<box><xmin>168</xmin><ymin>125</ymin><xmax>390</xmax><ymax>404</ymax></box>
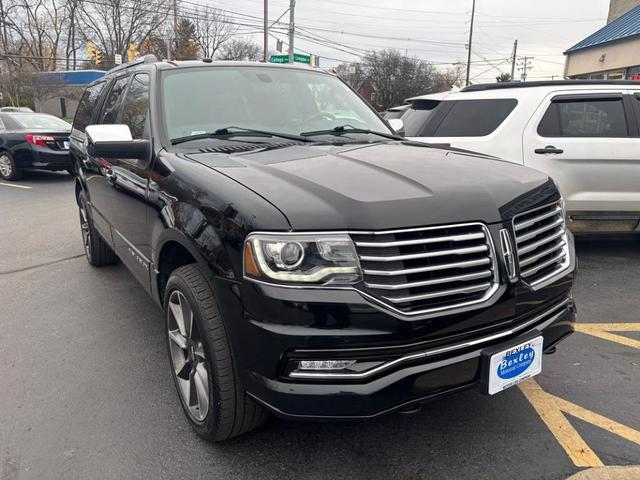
<box><xmin>0</xmin><ymin>151</ymin><xmax>22</xmax><ymax>181</ymax></box>
<box><xmin>164</xmin><ymin>264</ymin><xmax>267</xmax><ymax>441</ymax></box>
<box><xmin>78</xmin><ymin>191</ymin><xmax>118</xmax><ymax>266</ymax></box>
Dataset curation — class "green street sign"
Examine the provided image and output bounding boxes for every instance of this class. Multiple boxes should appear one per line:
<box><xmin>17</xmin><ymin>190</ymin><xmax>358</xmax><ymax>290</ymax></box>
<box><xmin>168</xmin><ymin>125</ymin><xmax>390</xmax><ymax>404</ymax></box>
<box><xmin>269</xmin><ymin>53</ymin><xmax>311</xmax><ymax>64</ymax></box>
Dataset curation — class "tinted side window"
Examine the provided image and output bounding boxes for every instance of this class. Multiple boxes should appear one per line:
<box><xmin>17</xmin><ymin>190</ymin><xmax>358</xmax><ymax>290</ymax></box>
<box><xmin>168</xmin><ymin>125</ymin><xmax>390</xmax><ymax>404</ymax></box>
<box><xmin>431</xmin><ymin>99</ymin><xmax>517</xmax><ymax>137</ymax></box>
<box><xmin>403</xmin><ymin>100</ymin><xmax>442</xmax><ymax>137</ymax></box>
<box><xmin>100</xmin><ymin>76</ymin><xmax>130</xmax><ymax>124</ymax></box>
<box><xmin>121</xmin><ymin>74</ymin><xmax>150</xmax><ymax>139</ymax></box>
<box><xmin>538</xmin><ymin>98</ymin><xmax>628</xmax><ymax>137</ymax></box>
<box><xmin>73</xmin><ymin>81</ymin><xmax>106</xmax><ymax>132</ymax></box>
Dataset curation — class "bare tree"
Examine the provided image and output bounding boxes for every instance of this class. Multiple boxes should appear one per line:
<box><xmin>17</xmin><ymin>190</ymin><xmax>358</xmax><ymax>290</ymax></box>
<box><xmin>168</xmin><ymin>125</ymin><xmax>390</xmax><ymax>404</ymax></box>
<box><xmin>79</xmin><ymin>0</ymin><xmax>170</xmax><ymax>64</ymax></box>
<box><xmin>3</xmin><ymin>0</ymin><xmax>67</xmax><ymax>71</ymax></box>
<box><xmin>193</xmin><ymin>6</ymin><xmax>236</xmax><ymax>59</ymax></box>
<box><xmin>363</xmin><ymin>49</ymin><xmax>448</xmax><ymax>109</ymax></box>
<box><xmin>216</xmin><ymin>38</ymin><xmax>261</xmax><ymax>61</ymax></box>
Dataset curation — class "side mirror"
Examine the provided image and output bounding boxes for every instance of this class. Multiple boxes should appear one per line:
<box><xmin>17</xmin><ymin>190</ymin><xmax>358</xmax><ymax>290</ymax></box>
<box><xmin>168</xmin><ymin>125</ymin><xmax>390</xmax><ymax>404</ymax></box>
<box><xmin>85</xmin><ymin>124</ymin><xmax>149</xmax><ymax>160</ymax></box>
<box><xmin>388</xmin><ymin>118</ymin><xmax>405</xmax><ymax>136</ymax></box>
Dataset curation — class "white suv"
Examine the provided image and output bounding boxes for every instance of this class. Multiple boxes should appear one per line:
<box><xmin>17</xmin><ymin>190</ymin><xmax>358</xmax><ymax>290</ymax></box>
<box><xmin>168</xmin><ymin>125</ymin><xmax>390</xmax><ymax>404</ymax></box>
<box><xmin>399</xmin><ymin>81</ymin><xmax>640</xmax><ymax>233</ymax></box>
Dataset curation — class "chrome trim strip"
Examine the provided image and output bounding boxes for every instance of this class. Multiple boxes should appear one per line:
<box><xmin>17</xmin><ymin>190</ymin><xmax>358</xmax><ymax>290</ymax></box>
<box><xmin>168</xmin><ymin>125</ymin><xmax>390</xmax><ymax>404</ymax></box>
<box><xmin>289</xmin><ymin>298</ymin><xmax>571</xmax><ymax>379</ymax></box>
<box><xmin>354</xmin><ymin>231</ymin><xmax>484</xmax><ymax>248</ymax></box>
<box><xmin>363</xmin><ymin>257</ymin><xmax>491</xmax><ymax>277</ymax></box>
<box><xmin>365</xmin><ymin>269</ymin><xmax>492</xmax><ymax>291</ymax></box>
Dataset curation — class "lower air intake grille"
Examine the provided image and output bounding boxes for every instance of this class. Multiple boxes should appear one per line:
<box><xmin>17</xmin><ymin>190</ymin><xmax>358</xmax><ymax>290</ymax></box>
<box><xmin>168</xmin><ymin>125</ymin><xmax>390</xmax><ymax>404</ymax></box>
<box><xmin>513</xmin><ymin>201</ymin><xmax>570</xmax><ymax>286</ymax></box>
<box><xmin>350</xmin><ymin>223</ymin><xmax>499</xmax><ymax>316</ymax></box>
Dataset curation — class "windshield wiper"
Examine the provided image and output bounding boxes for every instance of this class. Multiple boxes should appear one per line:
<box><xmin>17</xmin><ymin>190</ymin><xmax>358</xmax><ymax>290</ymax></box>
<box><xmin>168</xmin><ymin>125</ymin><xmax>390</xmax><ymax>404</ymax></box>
<box><xmin>171</xmin><ymin>126</ymin><xmax>312</xmax><ymax>145</ymax></box>
<box><xmin>300</xmin><ymin>124</ymin><xmax>403</xmax><ymax>141</ymax></box>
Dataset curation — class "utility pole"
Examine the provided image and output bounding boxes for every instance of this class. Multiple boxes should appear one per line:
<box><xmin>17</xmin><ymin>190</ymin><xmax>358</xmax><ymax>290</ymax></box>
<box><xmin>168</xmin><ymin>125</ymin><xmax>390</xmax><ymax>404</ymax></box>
<box><xmin>510</xmin><ymin>39</ymin><xmax>518</xmax><ymax>82</ymax></box>
<box><xmin>517</xmin><ymin>56</ymin><xmax>534</xmax><ymax>81</ymax></box>
<box><xmin>288</xmin><ymin>0</ymin><xmax>295</xmax><ymax>64</ymax></box>
<box><xmin>263</xmin><ymin>0</ymin><xmax>268</xmax><ymax>62</ymax></box>
<box><xmin>465</xmin><ymin>0</ymin><xmax>476</xmax><ymax>86</ymax></box>
<box><xmin>172</xmin><ymin>0</ymin><xmax>177</xmax><ymax>58</ymax></box>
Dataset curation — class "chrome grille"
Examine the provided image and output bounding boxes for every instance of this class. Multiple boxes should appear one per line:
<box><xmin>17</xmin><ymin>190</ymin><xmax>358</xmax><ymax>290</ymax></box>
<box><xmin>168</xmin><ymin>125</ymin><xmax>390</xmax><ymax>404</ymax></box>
<box><xmin>350</xmin><ymin>223</ymin><xmax>499</xmax><ymax>315</ymax></box>
<box><xmin>513</xmin><ymin>201</ymin><xmax>570</xmax><ymax>286</ymax></box>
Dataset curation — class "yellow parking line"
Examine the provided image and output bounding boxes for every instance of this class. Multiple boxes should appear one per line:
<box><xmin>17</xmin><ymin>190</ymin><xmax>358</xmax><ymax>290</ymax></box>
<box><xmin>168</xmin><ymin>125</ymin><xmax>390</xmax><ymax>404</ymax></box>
<box><xmin>519</xmin><ymin>380</ymin><xmax>604</xmax><ymax>468</ymax></box>
<box><xmin>574</xmin><ymin>323</ymin><xmax>640</xmax><ymax>350</ymax></box>
<box><xmin>519</xmin><ymin>379</ymin><xmax>640</xmax><ymax>468</ymax></box>
<box><xmin>0</xmin><ymin>182</ymin><xmax>31</xmax><ymax>189</ymax></box>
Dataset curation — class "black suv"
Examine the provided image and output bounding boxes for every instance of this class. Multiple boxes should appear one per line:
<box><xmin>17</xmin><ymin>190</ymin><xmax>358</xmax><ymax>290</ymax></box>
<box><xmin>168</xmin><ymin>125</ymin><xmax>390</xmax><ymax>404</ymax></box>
<box><xmin>70</xmin><ymin>55</ymin><xmax>577</xmax><ymax>441</ymax></box>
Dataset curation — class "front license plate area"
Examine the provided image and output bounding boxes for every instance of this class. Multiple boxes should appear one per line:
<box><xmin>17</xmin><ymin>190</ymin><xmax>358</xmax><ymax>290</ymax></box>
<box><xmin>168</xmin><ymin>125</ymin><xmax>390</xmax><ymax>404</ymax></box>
<box><xmin>481</xmin><ymin>333</ymin><xmax>543</xmax><ymax>395</ymax></box>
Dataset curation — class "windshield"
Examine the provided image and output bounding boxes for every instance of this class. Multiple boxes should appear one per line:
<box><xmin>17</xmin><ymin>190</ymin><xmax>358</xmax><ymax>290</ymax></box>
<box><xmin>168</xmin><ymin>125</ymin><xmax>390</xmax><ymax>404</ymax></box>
<box><xmin>161</xmin><ymin>66</ymin><xmax>391</xmax><ymax>141</ymax></box>
<box><xmin>14</xmin><ymin>114</ymin><xmax>71</xmax><ymax>130</ymax></box>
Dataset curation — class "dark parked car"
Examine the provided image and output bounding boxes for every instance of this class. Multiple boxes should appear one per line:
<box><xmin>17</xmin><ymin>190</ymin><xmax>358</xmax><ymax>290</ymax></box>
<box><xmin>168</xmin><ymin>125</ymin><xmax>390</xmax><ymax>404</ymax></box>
<box><xmin>71</xmin><ymin>55</ymin><xmax>577</xmax><ymax>442</ymax></box>
<box><xmin>0</xmin><ymin>112</ymin><xmax>72</xmax><ymax>180</ymax></box>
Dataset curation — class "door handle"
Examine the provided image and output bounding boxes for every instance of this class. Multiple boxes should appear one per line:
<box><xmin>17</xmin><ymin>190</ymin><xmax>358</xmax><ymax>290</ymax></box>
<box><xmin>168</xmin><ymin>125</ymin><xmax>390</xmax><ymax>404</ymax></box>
<box><xmin>534</xmin><ymin>145</ymin><xmax>564</xmax><ymax>154</ymax></box>
<box><xmin>105</xmin><ymin>168</ymin><xmax>117</xmax><ymax>185</ymax></box>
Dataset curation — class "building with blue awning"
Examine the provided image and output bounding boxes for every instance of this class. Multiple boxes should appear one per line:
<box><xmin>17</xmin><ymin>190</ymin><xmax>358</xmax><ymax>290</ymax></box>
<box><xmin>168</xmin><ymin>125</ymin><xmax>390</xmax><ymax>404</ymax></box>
<box><xmin>31</xmin><ymin>69</ymin><xmax>105</xmax><ymax>119</ymax></box>
<box><xmin>564</xmin><ymin>1</ymin><xmax>640</xmax><ymax>80</ymax></box>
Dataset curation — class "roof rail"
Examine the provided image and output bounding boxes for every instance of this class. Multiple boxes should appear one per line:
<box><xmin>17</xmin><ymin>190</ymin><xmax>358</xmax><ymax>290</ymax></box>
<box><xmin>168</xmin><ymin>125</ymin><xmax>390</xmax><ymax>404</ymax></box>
<box><xmin>462</xmin><ymin>79</ymin><xmax>640</xmax><ymax>92</ymax></box>
<box><xmin>106</xmin><ymin>54</ymin><xmax>158</xmax><ymax>75</ymax></box>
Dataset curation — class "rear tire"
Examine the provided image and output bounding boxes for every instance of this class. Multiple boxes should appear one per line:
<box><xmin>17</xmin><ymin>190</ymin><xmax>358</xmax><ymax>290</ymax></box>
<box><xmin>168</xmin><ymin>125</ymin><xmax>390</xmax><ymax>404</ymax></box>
<box><xmin>78</xmin><ymin>191</ymin><xmax>118</xmax><ymax>267</ymax></box>
<box><xmin>164</xmin><ymin>264</ymin><xmax>267</xmax><ymax>442</ymax></box>
<box><xmin>0</xmin><ymin>151</ymin><xmax>22</xmax><ymax>181</ymax></box>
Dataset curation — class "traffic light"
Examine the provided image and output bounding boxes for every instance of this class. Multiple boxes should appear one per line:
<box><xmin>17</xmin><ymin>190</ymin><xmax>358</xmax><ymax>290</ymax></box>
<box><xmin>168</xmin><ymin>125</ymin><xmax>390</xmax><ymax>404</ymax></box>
<box><xmin>95</xmin><ymin>50</ymin><xmax>103</xmax><ymax>65</ymax></box>
<box><xmin>127</xmin><ymin>43</ymin><xmax>139</xmax><ymax>62</ymax></box>
<box><xmin>87</xmin><ymin>41</ymin><xmax>96</xmax><ymax>60</ymax></box>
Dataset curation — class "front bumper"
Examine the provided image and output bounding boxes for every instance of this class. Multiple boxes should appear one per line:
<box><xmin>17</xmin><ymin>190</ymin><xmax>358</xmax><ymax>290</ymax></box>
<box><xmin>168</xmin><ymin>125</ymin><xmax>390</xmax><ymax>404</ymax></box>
<box><xmin>214</xmin><ymin>273</ymin><xmax>576</xmax><ymax>420</ymax></box>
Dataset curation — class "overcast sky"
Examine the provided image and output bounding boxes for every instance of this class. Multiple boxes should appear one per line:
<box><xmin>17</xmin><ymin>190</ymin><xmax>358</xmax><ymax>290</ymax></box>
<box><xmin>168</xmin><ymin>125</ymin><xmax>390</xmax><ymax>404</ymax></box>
<box><xmin>199</xmin><ymin>0</ymin><xmax>610</xmax><ymax>83</ymax></box>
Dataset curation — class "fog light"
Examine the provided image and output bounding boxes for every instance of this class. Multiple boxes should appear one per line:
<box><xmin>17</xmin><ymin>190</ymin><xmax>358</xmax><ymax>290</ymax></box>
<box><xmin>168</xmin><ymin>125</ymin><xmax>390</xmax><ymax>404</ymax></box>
<box><xmin>298</xmin><ymin>360</ymin><xmax>357</xmax><ymax>371</ymax></box>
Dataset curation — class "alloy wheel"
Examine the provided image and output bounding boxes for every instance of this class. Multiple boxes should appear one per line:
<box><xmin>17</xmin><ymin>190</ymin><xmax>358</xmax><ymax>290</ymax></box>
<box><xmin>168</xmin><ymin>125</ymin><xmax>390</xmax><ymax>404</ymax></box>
<box><xmin>0</xmin><ymin>154</ymin><xmax>12</xmax><ymax>177</ymax></box>
<box><xmin>78</xmin><ymin>204</ymin><xmax>92</xmax><ymax>262</ymax></box>
<box><xmin>167</xmin><ymin>290</ymin><xmax>210</xmax><ymax>423</ymax></box>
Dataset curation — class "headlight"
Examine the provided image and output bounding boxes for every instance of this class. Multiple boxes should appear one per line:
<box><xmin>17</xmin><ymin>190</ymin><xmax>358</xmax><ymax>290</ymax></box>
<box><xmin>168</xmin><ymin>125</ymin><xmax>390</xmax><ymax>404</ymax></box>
<box><xmin>244</xmin><ymin>233</ymin><xmax>361</xmax><ymax>285</ymax></box>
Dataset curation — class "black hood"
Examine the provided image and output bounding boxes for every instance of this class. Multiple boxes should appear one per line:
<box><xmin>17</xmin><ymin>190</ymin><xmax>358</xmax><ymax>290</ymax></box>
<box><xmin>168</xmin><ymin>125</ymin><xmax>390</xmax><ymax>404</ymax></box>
<box><xmin>186</xmin><ymin>142</ymin><xmax>555</xmax><ymax>231</ymax></box>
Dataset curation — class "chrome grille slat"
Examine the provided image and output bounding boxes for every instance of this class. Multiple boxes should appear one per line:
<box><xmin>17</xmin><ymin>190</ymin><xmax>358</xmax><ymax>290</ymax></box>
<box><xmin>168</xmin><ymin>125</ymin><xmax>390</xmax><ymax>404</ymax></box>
<box><xmin>519</xmin><ymin>240</ymin><xmax>566</xmax><ymax>268</ymax></box>
<box><xmin>518</xmin><ymin>229</ymin><xmax>564</xmax><ymax>255</ymax></box>
<box><xmin>359</xmin><ymin>244</ymin><xmax>488</xmax><ymax>262</ymax></box>
<box><xmin>514</xmin><ymin>206</ymin><xmax>562</xmax><ymax>231</ymax></box>
<box><xmin>354</xmin><ymin>232</ymin><xmax>484</xmax><ymax>248</ymax></box>
<box><xmin>516</xmin><ymin>216</ymin><xmax>564</xmax><ymax>244</ymax></box>
<box><xmin>521</xmin><ymin>251</ymin><xmax>567</xmax><ymax>277</ymax></box>
<box><xmin>351</xmin><ymin>222</ymin><xmax>499</xmax><ymax>315</ymax></box>
<box><xmin>363</xmin><ymin>257</ymin><xmax>491</xmax><ymax>276</ymax></box>
<box><xmin>513</xmin><ymin>200</ymin><xmax>570</xmax><ymax>285</ymax></box>
<box><xmin>365</xmin><ymin>269</ymin><xmax>493</xmax><ymax>290</ymax></box>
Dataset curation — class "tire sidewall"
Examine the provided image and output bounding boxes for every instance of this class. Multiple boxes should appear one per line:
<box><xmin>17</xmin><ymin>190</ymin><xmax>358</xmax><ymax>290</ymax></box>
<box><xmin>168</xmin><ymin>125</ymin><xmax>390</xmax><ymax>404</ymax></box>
<box><xmin>0</xmin><ymin>151</ymin><xmax>19</xmax><ymax>180</ymax></box>
<box><xmin>164</xmin><ymin>270</ymin><xmax>221</xmax><ymax>437</ymax></box>
<box><xmin>78</xmin><ymin>191</ymin><xmax>94</xmax><ymax>263</ymax></box>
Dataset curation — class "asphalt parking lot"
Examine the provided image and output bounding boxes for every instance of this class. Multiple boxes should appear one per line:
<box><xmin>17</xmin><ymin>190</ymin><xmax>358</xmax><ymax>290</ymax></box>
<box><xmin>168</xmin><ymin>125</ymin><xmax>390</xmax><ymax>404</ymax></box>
<box><xmin>1</xmin><ymin>172</ymin><xmax>639</xmax><ymax>480</ymax></box>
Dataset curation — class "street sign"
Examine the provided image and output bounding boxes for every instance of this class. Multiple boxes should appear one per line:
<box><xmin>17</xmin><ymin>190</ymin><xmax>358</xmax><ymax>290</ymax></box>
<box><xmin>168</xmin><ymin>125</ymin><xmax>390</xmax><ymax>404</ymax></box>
<box><xmin>114</xmin><ymin>53</ymin><xmax>122</xmax><ymax>65</ymax></box>
<box><xmin>269</xmin><ymin>53</ymin><xmax>311</xmax><ymax>64</ymax></box>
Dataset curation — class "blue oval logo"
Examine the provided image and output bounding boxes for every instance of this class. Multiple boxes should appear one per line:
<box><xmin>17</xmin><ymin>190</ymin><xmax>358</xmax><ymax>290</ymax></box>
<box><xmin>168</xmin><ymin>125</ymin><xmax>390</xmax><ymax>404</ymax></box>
<box><xmin>496</xmin><ymin>345</ymin><xmax>536</xmax><ymax>379</ymax></box>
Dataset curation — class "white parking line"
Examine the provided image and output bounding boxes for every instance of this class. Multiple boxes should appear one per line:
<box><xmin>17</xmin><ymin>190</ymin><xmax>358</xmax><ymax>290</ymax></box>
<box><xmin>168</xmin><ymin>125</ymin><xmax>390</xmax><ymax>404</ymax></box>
<box><xmin>0</xmin><ymin>182</ymin><xmax>31</xmax><ymax>189</ymax></box>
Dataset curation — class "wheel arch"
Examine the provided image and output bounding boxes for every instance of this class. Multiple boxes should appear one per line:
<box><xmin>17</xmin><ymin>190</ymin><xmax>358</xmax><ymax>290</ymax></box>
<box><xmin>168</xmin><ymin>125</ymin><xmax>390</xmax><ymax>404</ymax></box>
<box><xmin>154</xmin><ymin>231</ymin><xmax>215</xmax><ymax>306</ymax></box>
